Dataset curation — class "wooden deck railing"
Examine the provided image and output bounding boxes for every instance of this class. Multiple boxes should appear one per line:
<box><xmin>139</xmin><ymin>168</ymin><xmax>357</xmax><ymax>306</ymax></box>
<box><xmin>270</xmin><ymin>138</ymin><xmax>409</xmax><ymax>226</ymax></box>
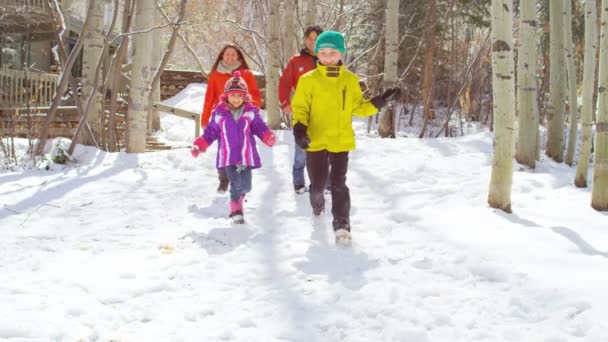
<box><xmin>1</xmin><ymin>0</ymin><xmax>48</xmax><ymax>10</ymax></box>
<box><xmin>0</xmin><ymin>66</ymin><xmax>58</xmax><ymax>108</ymax></box>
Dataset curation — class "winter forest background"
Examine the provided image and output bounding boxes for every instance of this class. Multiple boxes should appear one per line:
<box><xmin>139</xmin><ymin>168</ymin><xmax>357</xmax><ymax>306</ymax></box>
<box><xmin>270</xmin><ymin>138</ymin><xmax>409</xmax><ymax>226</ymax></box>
<box><xmin>1</xmin><ymin>0</ymin><xmax>608</xmax><ymax>341</ymax></box>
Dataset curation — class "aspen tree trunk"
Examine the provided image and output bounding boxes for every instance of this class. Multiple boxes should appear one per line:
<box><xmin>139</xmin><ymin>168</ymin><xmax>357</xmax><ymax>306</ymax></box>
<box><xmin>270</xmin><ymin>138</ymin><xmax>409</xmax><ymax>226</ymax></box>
<box><xmin>282</xmin><ymin>0</ymin><xmax>298</xmax><ymax>59</ymax></box>
<box><xmin>575</xmin><ymin>0</ymin><xmax>598</xmax><ymax>187</ymax></box>
<box><xmin>546</xmin><ymin>0</ymin><xmax>565</xmax><ymax>162</ymax></box>
<box><xmin>305</xmin><ymin>0</ymin><xmax>316</xmax><ymax>26</ymax></box>
<box><xmin>378</xmin><ymin>0</ymin><xmax>399</xmax><ymax>138</ymax></box>
<box><xmin>488</xmin><ymin>0</ymin><xmax>515</xmax><ymax>213</ymax></box>
<box><xmin>126</xmin><ymin>0</ymin><xmax>154</xmax><ymax>153</ymax></box>
<box><xmin>516</xmin><ymin>0</ymin><xmax>538</xmax><ymax>168</ymax></box>
<box><xmin>591</xmin><ymin>0</ymin><xmax>608</xmax><ymax>210</ymax></box>
<box><xmin>266</xmin><ymin>0</ymin><xmax>282</xmax><ymax>129</ymax></box>
<box><xmin>149</xmin><ymin>7</ymin><xmax>162</xmax><ymax>133</ymax></box>
<box><xmin>419</xmin><ymin>0</ymin><xmax>436</xmax><ymax>138</ymax></box>
<box><xmin>564</xmin><ymin>0</ymin><xmax>579</xmax><ymax>166</ymax></box>
<box><xmin>81</xmin><ymin>0</ymin><xmax>104</xmax><ymax>146</ymax></box>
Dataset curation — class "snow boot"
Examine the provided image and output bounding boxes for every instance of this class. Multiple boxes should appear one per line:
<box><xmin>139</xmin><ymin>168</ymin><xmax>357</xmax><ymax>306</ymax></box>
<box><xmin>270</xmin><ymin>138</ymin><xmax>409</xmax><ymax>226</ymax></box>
<box><xmin>229</xmin><ymin>199</ymin><xmax>244</xmax><ymax>224</ymax></box>
<box><xmin>333</xmin><ymin>219</ymin><xmax>351</xmax><ymax>246</ymax></box>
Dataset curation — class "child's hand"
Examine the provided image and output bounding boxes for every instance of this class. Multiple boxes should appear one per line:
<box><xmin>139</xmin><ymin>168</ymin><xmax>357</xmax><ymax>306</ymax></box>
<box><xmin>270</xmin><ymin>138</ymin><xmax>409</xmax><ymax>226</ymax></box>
<box><xmin>191</xmin><ymin>137</ymin><xmax>209</xmax><ymax>158</ymax></box>
<box><xmin>262</xmin><ymin>131</ymin><xmax>276</xmax><ymax>147</ymax></box>
<box><xmin>293</xmin><ymin>123</ymin><xmax>310</xmax><ymax>149</ymax></box>
<box><xmin>191</xmin><ymin>146</ymin><xmax>201</xmax><ymax>158</ymax></box>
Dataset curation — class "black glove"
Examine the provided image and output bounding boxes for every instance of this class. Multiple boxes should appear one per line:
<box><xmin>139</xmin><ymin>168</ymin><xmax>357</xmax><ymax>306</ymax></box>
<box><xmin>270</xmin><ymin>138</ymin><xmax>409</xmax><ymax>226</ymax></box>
<box><xmin>371</xmin><ymin>87</ymin><xmax>401</xmax><ymax>109</ymax></box>
<box><xmin>293</xmin><ymin>122</ymin><xmax>310</xmax><ymax>149</ymax></box>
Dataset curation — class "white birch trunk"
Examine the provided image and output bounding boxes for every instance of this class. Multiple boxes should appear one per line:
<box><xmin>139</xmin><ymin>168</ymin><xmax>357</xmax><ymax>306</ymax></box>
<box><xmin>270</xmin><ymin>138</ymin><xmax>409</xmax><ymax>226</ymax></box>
<box><xmin>546</xmin><ymin>0</ymin><xmax>565</xmax><ymax>162</ymax></box>
<box><xmin>378</xmin><ymin>0</ymin><xmax>399</xmax><ymax>138</ymax></box>
<box><xmin>488</xmin><ymin>0</ymin><xmax>515</xmax><ymax>213</ymax></box>
<box><xmin>564</xmin><ymin>0</ymin><xmax>579</xmax><ymax>166</ymax></box>
<box><xmin>81</xmin><ymin>0</ymin><xmax>104</xmax><ymax>146</ymax></box>
<box><xmin>266</xmin><ymin>0</ymin><xmax>282</xmax><ymax>129</ymax></box>
<box><xmin>305</xmin><ymin>0</ymin><xmax>316</xmax><ymax>26</ymax></box>
<box><xmin>126</xmin><ymin>0</ymin><xmax>154</xmax><ymax>153</ymax></box>
<box><xmin>575</xmin><ymin>0</ymin><xmax>598</xmax><ymax>187</ymax></box>
<box><xmin>282</xmin><ymin>0</ymin><xmax>298</xmax><ymax>59</ymax></box>
<box><xmin>515</xmin><ymin>0</ymin><xmax>538</xmax><ymax>168</ymax></box>
<box><xmin>591</xmin><ymin>0</ymin><xmax>608</xmax><ymax>210</ymax></box>
<box><xmin>149</xmin><ymin>8</ymin><xmax>161</xmax><ymax>132</ymax></box>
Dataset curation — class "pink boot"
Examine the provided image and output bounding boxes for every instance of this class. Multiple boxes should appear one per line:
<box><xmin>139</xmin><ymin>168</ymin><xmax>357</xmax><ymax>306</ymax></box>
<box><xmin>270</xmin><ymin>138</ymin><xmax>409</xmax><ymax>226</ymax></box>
<box><xmin>229</xmin><ymin>199</ymin><xmax>244</xmax><ymax>224</ymax></box>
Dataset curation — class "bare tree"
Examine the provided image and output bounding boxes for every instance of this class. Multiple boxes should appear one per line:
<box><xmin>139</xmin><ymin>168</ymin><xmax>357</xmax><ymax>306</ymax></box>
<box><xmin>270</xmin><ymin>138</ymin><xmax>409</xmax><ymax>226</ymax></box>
<box><xmin>419</xmin><ymin>0</ymin><xmax>436</xmax><ymax>138</ymax></box>
<box><xmin>488</xmin><ymin>0</ymin><xmax>515</xmax><ymax>213</ymax></box>
<box><xmin>126</xmin><ymin>0</ymin><xmax>154</xmax><ymax>153</ymax></box>
<box><xmin>546</xmin><ymin>0</ymin><xmax>565</xmax><ymax>162</ymax></box>
<box><xmin>515</xmin><ymin>0</ymin><xmax>538</xmax><ymax>168</ymax></box>
<box><xmin>564</xmin><ymin>0</ymin><xmax>579</xmax><ymax>166</ymax></box>
<box><xmin>575</xmin><ymin>0</ymin><xmax>598</xmax><ymax>187</ymax></box>
<box><xmin>591</xmin><ymin>0</ymin><xmax>608</xmax><ymax>210</ymax></box>
<box><xmin>378</xmin><ymin>0</ymin><xmax>399</xmax><ymax>138</ymax></box>
<box><xmin>266</xmin><ymin>0</ymin><xmax>282</xmax><ymax>129</ymax></box>
<box><xmin>35</xmin><ymin>0</ymin><xmax>97</xmax><ymax>156</ymax></box>
<box><xmin>81</xmin><ymin>0</ymin><xmax>105</xmax><ymax>146</ymax></box>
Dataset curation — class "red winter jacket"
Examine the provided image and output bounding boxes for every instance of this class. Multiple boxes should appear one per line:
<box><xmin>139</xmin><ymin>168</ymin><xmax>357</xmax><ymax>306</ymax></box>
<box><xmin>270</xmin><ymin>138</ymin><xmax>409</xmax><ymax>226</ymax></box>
<box><xmin>278</xmin><ymin>49</ymin><xmax>318</xmax><ymax>110</ymax></box>
<box><xmin>201</xmin><ymin>66</ymin><xmax>261</xmax><ymax>127</ymax></box>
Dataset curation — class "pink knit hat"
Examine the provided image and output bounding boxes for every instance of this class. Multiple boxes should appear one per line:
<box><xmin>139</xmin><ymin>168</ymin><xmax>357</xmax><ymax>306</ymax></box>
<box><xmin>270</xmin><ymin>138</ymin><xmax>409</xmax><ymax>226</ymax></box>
<box><xmin>224</xmin><ymin>71</ymin><xmax>248</xmax><ymax>96</ymax></box>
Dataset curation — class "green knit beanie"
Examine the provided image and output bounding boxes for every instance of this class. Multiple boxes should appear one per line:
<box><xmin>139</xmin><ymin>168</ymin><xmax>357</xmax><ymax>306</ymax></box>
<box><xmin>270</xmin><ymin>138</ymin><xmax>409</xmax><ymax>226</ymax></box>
<box><xmin>314</xmin><ymin>31</ymin><xmax>346</xmax><ymax>55</ymax></box>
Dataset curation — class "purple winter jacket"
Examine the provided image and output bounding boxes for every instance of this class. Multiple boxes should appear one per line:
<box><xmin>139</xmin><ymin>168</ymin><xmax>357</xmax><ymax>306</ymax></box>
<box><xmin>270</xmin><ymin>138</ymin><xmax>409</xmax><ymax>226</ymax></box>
<box><xmin>201</xmin><ymin>101</ymin><xmax>270</xmax><ymax>169</ymax></box>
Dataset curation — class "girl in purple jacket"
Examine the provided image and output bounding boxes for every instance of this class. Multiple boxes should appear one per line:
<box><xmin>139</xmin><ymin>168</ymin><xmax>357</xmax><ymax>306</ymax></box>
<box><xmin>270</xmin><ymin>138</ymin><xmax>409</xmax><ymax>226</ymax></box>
<box><xmin>191</xmin><ymin>71</ymin><xmax>276</xmax><ymax>223</ymax></box>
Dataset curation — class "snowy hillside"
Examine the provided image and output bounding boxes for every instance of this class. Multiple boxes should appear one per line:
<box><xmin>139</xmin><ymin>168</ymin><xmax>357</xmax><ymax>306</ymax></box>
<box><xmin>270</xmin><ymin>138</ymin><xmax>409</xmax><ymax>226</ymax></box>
<box><xmin>1</xmin><ymin>85</ymin><xmax>607</xmax><ymax>342</ymax></box>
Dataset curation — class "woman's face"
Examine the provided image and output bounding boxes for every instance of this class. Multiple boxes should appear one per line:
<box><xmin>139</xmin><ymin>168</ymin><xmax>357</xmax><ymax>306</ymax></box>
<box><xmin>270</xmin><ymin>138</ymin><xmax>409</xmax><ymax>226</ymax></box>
<box><xmin>222</xmin><ymin>48</ymin><xmax>239</xmax><ymax>66</ymax></box>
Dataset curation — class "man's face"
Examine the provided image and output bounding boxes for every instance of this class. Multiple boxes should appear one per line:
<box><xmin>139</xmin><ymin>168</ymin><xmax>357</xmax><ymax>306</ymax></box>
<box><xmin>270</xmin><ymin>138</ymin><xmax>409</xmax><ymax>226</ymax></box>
<box><xmin>304</xmin><ymin>32</ymin><xmax>319</xmax><ymax>55</ymax></box>
<box><xmin>317</xmin><ymin>48</ymin><xmax>342</xmax><ymax>66</ymax></box>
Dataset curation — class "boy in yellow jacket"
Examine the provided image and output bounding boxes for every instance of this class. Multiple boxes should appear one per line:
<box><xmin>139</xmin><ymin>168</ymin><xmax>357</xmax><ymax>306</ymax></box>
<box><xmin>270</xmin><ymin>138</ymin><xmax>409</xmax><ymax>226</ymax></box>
<box><xmin>291</xmin><ymin>30</ymin><xmax>400</xmax><ymax>245</ymax></box>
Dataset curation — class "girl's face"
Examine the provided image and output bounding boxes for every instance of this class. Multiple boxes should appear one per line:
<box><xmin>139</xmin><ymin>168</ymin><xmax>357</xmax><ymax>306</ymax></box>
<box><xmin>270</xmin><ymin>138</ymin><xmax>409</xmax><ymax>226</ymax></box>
<box><xmin>222</xmin><ymin>48</ymin><xmax>239</xmax><ymax>66</ymax></box>
<box><xmin>228</xmin><ymin>93</ymin><xmax>245</xmax><ymax>108</ymax></box>
<box><xmin>317</xmin><ymin>48</ymin><xmax>342</xmax><ymax>66</ymax></box>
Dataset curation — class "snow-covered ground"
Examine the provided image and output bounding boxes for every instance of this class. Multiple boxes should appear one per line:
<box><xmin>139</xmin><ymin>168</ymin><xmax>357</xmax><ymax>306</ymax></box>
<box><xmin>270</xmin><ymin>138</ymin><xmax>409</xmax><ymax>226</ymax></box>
<box><xmin>1</xmin><ymin>85</ymin><xmax>607</xmax><ymax>342</ymax></box>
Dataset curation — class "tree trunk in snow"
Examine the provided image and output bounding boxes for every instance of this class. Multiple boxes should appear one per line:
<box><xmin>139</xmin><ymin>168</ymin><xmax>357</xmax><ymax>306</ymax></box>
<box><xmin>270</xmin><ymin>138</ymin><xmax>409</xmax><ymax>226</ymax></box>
<box><xmin>516</xmin><ymin>0</ymin><xmax>538</xmax><ymax>168</ymax></box>
<box><xmin>546</xmin><ymin>0</ymin><xmax>565</xmax><ymax>162</ymax></box>
<box><xmin>81</xmin><ymin>0</ymin><xmax>105</xmax><ymax>146</ymax></box>
<box><xmin>575</xmin><ymin>0</ymin><xmax>598</xmax><ymax>187</ymax></box>
<box><xmin>126</xmin><ymin>0</ymin><xmax>154</xmax><ymax>153</ymax></box>
<box><xmin>488</xmin><ymin>0</ymin><xmax>515</xmax><ymax>213</ymax></box>
<box><xmin>591</xmin><ymin>0</ymin><xmax>608</xmax><ymax>210</ymax></box>
<box><xmin>266</xmin><ymin>0</ymin><xmax>282</xmax><ymax>129</ymax></box>
<box><xmin>419</xmin><ymin>0</ymin><xmax>436</xmax><ymax>138</ymax></box>
<box><xmin>378</xmin><ymin>0</ymin><xmax>399</xmax><ymax>138</ymax></box>
<box><xmin>148</xmin><ymin>6</ymin><xmax>162</xmax><ymax>133</ymax></box>
<box><xmin>564</xmin><ymin>0</ymin><xmax>579</xmax><ymax>166</ymax></box>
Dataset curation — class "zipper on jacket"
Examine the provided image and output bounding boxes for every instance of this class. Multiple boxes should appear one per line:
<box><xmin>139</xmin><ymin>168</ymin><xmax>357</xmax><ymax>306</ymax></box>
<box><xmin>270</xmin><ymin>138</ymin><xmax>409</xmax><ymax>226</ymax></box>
<box><xmin>342</xmin><ymin>87</ymin><xmax>346</xmax><ymax>111</ymax></box>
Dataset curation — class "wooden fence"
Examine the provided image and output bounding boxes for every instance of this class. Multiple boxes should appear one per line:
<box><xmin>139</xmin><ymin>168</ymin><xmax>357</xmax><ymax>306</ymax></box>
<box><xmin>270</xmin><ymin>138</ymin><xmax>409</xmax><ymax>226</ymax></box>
<box><xmin>2</xmin><ymin>0</ymin><xmax>47</xmax><ymax>10</ymax></box>
<box><xmin>0</xmin><ymin>66</ymin><xmax>58</xmax><ymax>108</ymax></box>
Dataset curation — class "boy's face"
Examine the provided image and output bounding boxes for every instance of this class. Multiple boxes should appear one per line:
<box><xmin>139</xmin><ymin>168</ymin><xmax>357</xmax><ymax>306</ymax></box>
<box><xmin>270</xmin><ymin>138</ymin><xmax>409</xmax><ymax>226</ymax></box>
<box><xmin>317</xmin><ymin>48</ymin><xmax>342</xmax><ymax>66</ymax></box>
<box><xmin>228</xmin><ymin>93</ymin><xmax>245</xmax><ymax>107</ymax></box>
<box><xmin>304</xmin><ymin>32</ymin><xmax>319</xmax><ymax>55</ymax></box>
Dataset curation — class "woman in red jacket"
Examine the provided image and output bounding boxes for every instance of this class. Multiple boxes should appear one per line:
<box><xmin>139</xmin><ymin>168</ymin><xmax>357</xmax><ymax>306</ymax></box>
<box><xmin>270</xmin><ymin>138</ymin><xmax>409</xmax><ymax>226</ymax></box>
<box><xmin>202</xmin><ymin>44</ymin><xmax>262</xmax><ymax>193</ymax></box>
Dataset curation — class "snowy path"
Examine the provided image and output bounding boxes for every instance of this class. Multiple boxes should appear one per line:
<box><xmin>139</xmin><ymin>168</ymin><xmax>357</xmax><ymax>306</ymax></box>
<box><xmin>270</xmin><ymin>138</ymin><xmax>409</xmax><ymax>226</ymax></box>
<box><xmin>1</xmin><ymin>128</ymin><xmax>608</xmax><ymax>341</ymax></box>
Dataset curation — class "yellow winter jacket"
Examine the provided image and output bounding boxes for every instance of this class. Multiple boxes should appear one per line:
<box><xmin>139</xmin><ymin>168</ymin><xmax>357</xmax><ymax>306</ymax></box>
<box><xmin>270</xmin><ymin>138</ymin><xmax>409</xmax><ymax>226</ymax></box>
<box><xmin>291</xmin><ymin>63</ymin><xmax>379</xmax><ymax>152</ymax></box>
